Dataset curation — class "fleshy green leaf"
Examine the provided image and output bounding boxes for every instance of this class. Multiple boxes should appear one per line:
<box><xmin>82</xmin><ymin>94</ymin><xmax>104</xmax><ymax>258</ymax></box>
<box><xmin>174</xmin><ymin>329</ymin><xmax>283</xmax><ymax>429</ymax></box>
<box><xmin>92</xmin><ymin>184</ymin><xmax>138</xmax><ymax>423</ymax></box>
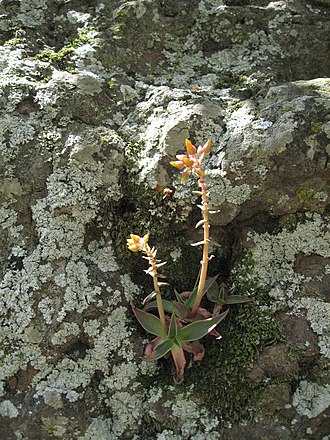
<box><xmin>177</xmin><ymin>310</ymin><xmax>229</xmax><ymax>342</ymax></box>
<box><xmin>185</xmin><ymin>286</ymin><xmax>198</xmax><ymax>308</ymax></box>
<box><xmin>144</xmin><ymin>299</ymin><xmax>189</xmax><ymax>319</ymax></box>
<box><xmin>168</xmin><ymin>314</ymin><xmax>177</xmax><ymax>338</ymax></box>
<box><xmin>207</xmin><ymin>285</ymin><xmax>225</xmax><ymax>303</ymax></box>
<box><xmin>151</xmin><ymin>338</ymin><xmax>174</xmax><ymax>360</ymax></box>
<box><xmin>206</xmin><ymin>281</ymin><xmax>220</xmax><ymax>302</ymax></box>
<box><xmin>203</xmin><ymin>275</ymin><xmax>219</xmax><ymax>295</ymax></box>
<box><xmin>132</xmin><ymin>306</ymin><xmax>166</xmax><ymax>338</ymax></box>
<box><xmin>225</xmin><ymin>295</ymin><xmax>253</xmax><ymax>305</ymax></box>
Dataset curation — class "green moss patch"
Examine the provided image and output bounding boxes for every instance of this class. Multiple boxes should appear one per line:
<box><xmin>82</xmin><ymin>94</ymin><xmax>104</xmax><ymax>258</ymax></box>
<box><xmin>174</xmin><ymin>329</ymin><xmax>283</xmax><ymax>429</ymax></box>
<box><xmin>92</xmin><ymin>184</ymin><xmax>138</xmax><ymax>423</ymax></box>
<box><xmin>34</xmin><ymin>28</ymin><xmax>94</xmax><ymax>65</ymax></box>
<box><xmin>185</xmin><ymin>300</ymin><xmax>282</xmax><ymax>421</ymax></box>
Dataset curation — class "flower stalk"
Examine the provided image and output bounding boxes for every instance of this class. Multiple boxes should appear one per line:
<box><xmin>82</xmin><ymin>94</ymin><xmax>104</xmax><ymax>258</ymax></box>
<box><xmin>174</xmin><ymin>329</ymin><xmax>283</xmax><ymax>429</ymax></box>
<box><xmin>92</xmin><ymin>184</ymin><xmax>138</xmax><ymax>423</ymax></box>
<box><xmin>145</xmin><ymin>247</ymin><xmax>167</xmax><ymax>332</ymax></box>
<box><xmin>190</xmin><ymin>175</ymin><xmax>210</xmax><ymax>316</ymax></box>
<box><xmin>127</xmin><ymin>234</ymin><xmax>167</xmax><ymax>332</ymax></box>
<box><xmin>170</xmin><ymin>138</ymin><xmax>212</xmax><ymax>316</ymax></box>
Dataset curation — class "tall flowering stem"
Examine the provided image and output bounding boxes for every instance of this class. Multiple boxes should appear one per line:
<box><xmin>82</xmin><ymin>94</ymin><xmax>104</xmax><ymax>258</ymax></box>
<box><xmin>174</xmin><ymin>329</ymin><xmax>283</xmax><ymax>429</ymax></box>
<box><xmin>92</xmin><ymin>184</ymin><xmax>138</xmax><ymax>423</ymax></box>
<box><xmin>170</xmin><ymin>139</ymin><xmax>212</xmax><ymax>317</ymax></box>
<box><xmin>127</xmin><ymin>234</ymin><xmax>167</xmax><ymax>332</ymax></box>
<box><xmin>191</xmin><ymin>174</ymin><xmax>210</xmax><ymax>316</ymax></box>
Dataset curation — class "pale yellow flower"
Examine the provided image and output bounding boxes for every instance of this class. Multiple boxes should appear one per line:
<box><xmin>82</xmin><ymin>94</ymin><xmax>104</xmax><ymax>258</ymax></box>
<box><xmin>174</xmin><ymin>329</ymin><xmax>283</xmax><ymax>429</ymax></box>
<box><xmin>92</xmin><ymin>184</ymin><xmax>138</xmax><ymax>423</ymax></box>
<box><xmin>127</xmin><ymin>233</ymin><xmax>149</xmax><ymax>252</ymax></box>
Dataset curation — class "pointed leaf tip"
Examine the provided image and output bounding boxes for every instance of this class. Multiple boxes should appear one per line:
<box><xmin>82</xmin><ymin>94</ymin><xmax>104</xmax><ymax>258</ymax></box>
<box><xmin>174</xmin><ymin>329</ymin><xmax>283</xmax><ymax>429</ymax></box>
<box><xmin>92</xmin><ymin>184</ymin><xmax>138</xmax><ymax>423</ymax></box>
<box><xmin>168</xmin><ymin>314</ymin><xmax>177</xmax><ymax>338</ymax></box>
<box><xmin>177</xmin><ymin>310</ymin><xmax>229</xmax><ymax>342</ymax></box>
<box><xmin>132</xmin><ymin>306</ymin><xmax>167</xmax><ymax>338</ymax></box>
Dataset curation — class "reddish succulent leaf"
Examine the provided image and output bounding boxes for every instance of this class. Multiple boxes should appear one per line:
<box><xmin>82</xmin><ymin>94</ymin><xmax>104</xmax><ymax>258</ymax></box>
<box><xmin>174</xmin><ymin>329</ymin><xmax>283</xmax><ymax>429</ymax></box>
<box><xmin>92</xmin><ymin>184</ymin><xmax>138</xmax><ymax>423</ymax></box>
<box><xmin>132</xmin><ymin>304</ymin><xmax>166</xmax><ymax>338</ymax></box>
<box><xmin>171</xmin><ymin>343</ymin><xmax>186</xmax><ymax>384</ymax></box>
<box><xmin>151</xmin><ymin>338</ymin><xmax>174</xmax><ymax>360</ymax></box>
<box><xmin>177</xmin><ymin>310</ymin><xmax>229</xmax><ymax>342</ymax></box>
<box><xmin>182</xmin><ymin>340</ymin><xmax>205</xmax><ymax>362</ymax></box>
<box><xmin>145</xmin><ymin>336</ymin><xmax>162</xmax><ymax>358</ymax></box>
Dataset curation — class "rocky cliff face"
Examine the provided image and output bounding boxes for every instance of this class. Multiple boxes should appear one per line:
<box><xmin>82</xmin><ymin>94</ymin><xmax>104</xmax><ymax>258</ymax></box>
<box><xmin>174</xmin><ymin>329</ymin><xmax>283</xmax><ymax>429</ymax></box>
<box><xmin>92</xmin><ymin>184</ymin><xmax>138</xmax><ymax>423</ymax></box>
<box><xmin>0</xmin><ymin>1</ymin><xmax>329</xmax><ymax>439</ymax></box>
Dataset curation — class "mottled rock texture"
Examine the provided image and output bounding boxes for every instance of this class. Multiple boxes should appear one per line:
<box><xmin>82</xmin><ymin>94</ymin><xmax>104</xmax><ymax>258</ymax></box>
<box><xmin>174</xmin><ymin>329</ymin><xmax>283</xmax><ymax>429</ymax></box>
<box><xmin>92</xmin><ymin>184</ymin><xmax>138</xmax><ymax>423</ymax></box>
<box><xmin>0</xmin><ymin>1</ymin><xmax>329</xmax><ymax>439</ymax></box>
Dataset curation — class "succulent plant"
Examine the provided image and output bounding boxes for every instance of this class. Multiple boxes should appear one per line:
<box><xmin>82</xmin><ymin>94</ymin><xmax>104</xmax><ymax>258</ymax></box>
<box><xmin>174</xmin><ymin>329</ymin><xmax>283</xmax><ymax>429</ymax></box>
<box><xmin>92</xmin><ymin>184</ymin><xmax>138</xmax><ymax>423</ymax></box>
<box><xmin>127</xmin><ymin>139</ymin><xmax>252</xmax><ymax>383</ymax></box>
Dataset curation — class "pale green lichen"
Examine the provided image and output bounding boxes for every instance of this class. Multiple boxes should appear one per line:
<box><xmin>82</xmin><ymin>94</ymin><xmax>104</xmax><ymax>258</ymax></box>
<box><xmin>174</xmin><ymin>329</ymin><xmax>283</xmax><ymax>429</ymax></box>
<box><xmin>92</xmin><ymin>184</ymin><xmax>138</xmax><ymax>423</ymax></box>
<box><xmin>17</xmin><ymin>0</ymin><xmax>48</xmax><ymax>27</ymax></box>
<box><xmin>51</xmin><ymin>322</ymin><xmax>80</xmax><ymax>346</ymax></box>
<box><xmin>0</xmin><ymin>400</ymin><xmax>19</xmax><ymax>418</ymax></box>
<box><xmin>56</xmin><ymin>260</ymin><xmax>102</xmax><ymax>317</ymax></box>
<box><xmin>292</xmin><ymin>381</ymin><xmax>330</xmax><ymax>419</ymax></box>
<box><xmin>86</xmin><ymin>241</ymin><xmax>119</xmax><ymax>273</ymax></box>
<box><xmin>164</xmin><ymin>390</ymin><xmax>220</xmax><ymax>438</ymax></box>
<box><xmin>300</xmin><ymin>297</ymin><xmax>330</xmax><ymax>358</ymax></box>
<box><xmin>243</xmin><ymin>213</ymin><xmax>329</xmax><ymax>297</ymax></box>
<box><xmin>206</xmin><ymin>170</ymin><xmax>252</xmax><ymax>207</ymax></box>
<box><xmin>77</xmin><ymin>417</ymin><xmax>112</xmax><ymax>440</ymax></box>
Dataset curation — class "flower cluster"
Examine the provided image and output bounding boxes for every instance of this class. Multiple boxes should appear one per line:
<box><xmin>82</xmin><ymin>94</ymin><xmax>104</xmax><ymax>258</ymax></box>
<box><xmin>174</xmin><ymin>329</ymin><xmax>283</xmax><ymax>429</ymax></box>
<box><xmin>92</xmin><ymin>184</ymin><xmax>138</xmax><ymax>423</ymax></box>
<box><xmin>127</xmin><ymin>233</ymin><xmax>149</xmax><ymax>252</ymax></box>
<box><xmin>170</xmin><ymin>139</ymin><xmax>211</xmax><ymax>182</ymax></box>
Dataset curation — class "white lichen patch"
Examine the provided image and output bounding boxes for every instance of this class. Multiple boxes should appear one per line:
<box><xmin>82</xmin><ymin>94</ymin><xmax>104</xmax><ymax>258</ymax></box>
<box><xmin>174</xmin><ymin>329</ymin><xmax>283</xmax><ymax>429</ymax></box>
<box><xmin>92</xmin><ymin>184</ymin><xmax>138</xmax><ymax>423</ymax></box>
<box><xmin>300</xmin><ymin>297</ymin><xmax>330</xmax><ymax>358</ymax></box>
<box><xmin>244</xmin><ymin>214</ymin><xmax>329</xmax><ymax>293</ymax></box>
<box><xmin>86</xmin><ymin>240</ymin><xmax>119</xmax><ymax>273</ymax></box>
<box><xmin>51</xmin><ymin>322</ymin><xmax>80</xmax><ymax>346</ymax></box>
<box><xmin>77</xmin><ymin>417</ymin><xmax>112</xmax><ymax>440</ymax></box>
<box><xmin>206</xmin><ymin>170</ymin><xmax>252</xmax><ymax>207</ymax></box>
<box><xmin>120</xmin><ymin>274</ymin><xmax>141</xmax><ymax>301</ymax></box>
<box><xmin>0</xmin><ymin>206</ymin><xmax>18</xmax><ymax>230</ymax></box>
<box><xmin>56</xmin><ymin>260</ymin><xmax>102</xmax><ymax>318</ymax></box>
<box><xmin>0</xmin><ymin>399</ymin><xmax>19</xmax><ymax>418</ymax></box>
<box><xmin>162</xmin><ymin>389</ymin><xmax>220</xmax><ymax>439</ymax></box>
<box><xmin>233</xmin><ymin>213</ymin><xmax>330</xmax><ymax>357</ymax></box>
<box><xmin>0</xmin><ymin>114</ymin><xmax>36</xmax><ymax>164</ymax></box>
<box><xmin>292</xmin><ymin>381</ymin><xmax>330</xmax><ymax>419</ymax></box>
<box><xmin>170</xmin><ymin>247</ymin><xmax>182</xmax><ymax>262</ymax></box>
<box><xmin>106</xmin><ymin>391</ymin><xmax>144</xmax><ymax>438</ymax></box>
<box><xmin>0</xmin><ymin>340</ymin><xmax>48</xmax><ymax>397</ymax></box>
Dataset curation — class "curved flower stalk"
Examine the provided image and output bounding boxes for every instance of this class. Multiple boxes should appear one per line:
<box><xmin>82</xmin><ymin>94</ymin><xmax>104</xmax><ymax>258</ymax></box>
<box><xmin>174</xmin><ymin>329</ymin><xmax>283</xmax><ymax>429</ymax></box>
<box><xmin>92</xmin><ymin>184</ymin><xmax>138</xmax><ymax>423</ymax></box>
<box><xmin>127</xmin><ymin>233</ymin><xmax>167</xmax><ymax>332</ymax></box>
<box><xmin>170</xmin><ymin>139</ymin><xmax>212</xmax><ymax>316</ymax></box>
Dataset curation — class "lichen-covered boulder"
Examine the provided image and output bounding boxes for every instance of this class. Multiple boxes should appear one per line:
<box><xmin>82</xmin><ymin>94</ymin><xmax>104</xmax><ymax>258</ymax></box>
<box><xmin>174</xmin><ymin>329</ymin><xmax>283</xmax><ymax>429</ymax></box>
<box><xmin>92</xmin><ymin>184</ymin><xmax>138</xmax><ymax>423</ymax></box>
<box><xmin>0</xmin><ymin>1</ymin><xmax>329</xmax><ymax>439</ymax></box>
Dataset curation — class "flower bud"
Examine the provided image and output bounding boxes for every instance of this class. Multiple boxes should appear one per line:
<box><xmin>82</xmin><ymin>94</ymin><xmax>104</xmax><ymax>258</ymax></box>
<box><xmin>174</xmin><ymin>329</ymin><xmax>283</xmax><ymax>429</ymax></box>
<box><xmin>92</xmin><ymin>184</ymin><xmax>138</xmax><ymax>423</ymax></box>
<box><xmin>183</xmin><ymin>157</ymin><xmax>194</xmax><ymax>167</ymax></box>
<box><xmin>170</xmin><ymin>160</ymin><xmax>185</xmax><ymax>170</ymax></box>
<box><xmin>181</xmin><ymin>168</ymin><xmax>190</xmax><ymax>183</ymax></box>
<box><xmin>197</xmin><ymin>139</ymin><xmax>211</xmax><ymax>155</ymax></box>
<box><xmin>195</xmin><ymin>167</ymin><xmax>206</xmax><ymax>177</ymax></box>
<box><xmin>127</xmin><ymin>234</ymin><xmax>148</xmax><ymax>252</ymax></box>
<box><xmin>185</xmin><ymin>139</ymin><xmax>197</xmax><ymax>155</ymax></box>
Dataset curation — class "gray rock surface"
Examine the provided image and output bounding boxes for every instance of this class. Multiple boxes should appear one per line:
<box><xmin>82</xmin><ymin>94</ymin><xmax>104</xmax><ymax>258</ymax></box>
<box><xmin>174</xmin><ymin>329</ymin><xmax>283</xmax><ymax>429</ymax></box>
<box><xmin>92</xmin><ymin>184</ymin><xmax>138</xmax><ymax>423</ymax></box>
<box><xmin>0</xmin><ymin>1</ymin><xmax>329</xmax><ymax>439</ymax></box>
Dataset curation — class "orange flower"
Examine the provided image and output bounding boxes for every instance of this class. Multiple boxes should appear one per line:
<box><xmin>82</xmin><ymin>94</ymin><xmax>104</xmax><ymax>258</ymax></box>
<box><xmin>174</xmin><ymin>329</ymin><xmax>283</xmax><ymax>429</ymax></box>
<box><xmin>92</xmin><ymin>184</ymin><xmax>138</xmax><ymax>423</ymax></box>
<box><xmin>170</xmin><ymin>139</ymin><xmax>211</xmax><ymax>182</ymax></box>
<box><xmin>185</xmin><ymin>139</ymin><xmax>197</xmax><ymax>155</ymax></box>
<box><xmin>169</xmin><ymin>160</ymin><xmax>185</xmax><ymax>170</ymax></box>
<box><xmin>127</xmin><ymin>233</ymin><xmax>149</xmax><ymax>252</ymax></box>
